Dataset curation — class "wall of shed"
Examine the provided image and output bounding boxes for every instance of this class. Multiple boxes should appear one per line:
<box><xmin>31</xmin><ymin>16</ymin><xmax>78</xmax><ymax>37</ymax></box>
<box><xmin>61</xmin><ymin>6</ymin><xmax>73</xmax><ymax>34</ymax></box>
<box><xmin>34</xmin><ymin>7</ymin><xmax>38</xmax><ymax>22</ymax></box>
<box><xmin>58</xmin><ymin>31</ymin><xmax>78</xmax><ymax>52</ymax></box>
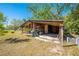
<box><xmin>21</xmin><ymin>21</ymin><xmax>63</xmax><ymax>34</ymax></box>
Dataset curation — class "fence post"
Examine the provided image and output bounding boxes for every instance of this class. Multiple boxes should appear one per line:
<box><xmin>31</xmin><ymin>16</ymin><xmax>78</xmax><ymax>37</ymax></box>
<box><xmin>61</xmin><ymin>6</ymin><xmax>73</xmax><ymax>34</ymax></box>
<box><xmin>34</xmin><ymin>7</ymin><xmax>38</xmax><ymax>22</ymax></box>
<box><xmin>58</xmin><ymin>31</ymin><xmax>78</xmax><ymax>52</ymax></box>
<box><xmin>59</xmin><ymin>24</ymin><xmax>64</xmax><ymax>46</ymax></box>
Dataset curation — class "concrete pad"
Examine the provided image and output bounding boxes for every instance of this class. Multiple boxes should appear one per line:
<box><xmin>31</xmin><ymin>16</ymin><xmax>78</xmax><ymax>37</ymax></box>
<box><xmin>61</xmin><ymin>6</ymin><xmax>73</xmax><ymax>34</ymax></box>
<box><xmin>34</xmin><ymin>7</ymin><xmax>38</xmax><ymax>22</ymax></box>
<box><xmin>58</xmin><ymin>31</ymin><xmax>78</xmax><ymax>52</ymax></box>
<box><xmin>53</xmin><ymin>41</ymin><xmax>60</xmax><ymax>44</ymax></box>
<box><xmin>35</xmin><ymin>37</ymin><xmax>51</xmax><ymax>42</ymax></box>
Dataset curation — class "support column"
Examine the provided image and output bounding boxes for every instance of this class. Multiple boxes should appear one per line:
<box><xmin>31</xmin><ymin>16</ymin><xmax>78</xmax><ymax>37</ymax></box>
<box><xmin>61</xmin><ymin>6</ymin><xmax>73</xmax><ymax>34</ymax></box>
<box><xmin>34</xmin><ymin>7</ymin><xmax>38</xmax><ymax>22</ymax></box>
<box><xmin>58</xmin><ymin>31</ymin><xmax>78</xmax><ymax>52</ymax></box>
<box><xmin>45</xmin><ymin>24</ymin><xmax>48</xmax><ymax>34</ymax></box>
<box><xmin>59</xmin><ymin>24</ymin><xmax>64</xmax><ymax>46</ymax></box>
<box><xmin>32</xmin><ymin>22</ymin><xmax>35</xmax><ymax>30</ymax></box>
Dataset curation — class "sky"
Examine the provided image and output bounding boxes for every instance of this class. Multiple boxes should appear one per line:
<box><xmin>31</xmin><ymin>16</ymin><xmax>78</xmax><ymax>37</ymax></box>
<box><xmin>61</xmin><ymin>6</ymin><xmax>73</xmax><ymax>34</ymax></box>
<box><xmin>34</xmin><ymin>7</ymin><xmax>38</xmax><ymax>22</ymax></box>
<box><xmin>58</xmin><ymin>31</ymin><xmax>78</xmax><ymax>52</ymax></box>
<box><xmin>0</xmin><ymin>3</ymin><xmax>32</xmax><ymax>24</ymax></box>
<box><xmin>0</xmin><ymin>3</ymin><xmax>69</xmax><ymax>25</ymax></box>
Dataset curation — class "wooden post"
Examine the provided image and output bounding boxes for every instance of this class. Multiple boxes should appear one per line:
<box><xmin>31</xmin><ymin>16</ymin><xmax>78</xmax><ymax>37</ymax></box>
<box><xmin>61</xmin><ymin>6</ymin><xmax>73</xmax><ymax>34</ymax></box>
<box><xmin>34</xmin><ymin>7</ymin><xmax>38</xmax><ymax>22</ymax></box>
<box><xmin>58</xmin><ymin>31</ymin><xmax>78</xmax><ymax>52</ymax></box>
<box><xmin>32</xmin><ymin>22</ymin><xmax>35</xmax><ymax>30</ymax></box>
<box><xmin>59</xmin><ymin>24</ymin><xmax>64</xmax><ymax>46</ymax></box>
<box><xmin>45</xmin><ymin>24</ymin><xmax>48</xmax><ymax>34</ymax></box>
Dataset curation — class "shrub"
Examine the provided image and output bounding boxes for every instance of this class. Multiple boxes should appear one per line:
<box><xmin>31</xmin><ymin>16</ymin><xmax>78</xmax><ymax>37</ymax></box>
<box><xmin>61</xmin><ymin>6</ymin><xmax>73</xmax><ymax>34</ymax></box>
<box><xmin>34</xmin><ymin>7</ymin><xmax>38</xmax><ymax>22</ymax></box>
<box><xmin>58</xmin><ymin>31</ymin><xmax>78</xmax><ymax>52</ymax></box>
<box><xmin>4</xmin><ymin>30</ymin><xmax>8</xmax><ymax>33</ymax></box>
<box><xmin>11</xmin><ymin>31</ymin><xmax>15</xmax><ymax>33</ymax></box>
<box><xmin>25</xmin><ymin>28</ymin><xmax>31</xmax><ymax>33</ymax></box>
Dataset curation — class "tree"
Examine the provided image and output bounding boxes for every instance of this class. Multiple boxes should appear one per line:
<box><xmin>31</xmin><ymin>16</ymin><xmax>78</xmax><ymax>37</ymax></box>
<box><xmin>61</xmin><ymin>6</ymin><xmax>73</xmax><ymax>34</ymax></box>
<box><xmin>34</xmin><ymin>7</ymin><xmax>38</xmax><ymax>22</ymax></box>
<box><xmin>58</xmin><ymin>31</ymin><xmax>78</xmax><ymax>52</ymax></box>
<box><xmin>0</xmin><ymin>12</ymin><xmax>6</xmax><ymax>35</ymax></box>
<box><xmin>64</xmin><ymin>4</ymin><xmax>79</xmax><ymax>35</ymax></box>
<box><xmin>28</xmin><ymin>3</ymin><xmax>76</xmax><ymax>20</ymax></box>
<box><xmin>22</xmin><ymin>18</ymin><xmax>26</xmax><ymax>22</ymax></box>
<box><xmin>10</xmin><ymin>19</ymin><xmax>25</xmax><ymax>30</ymax></box>
<box><xmin>28</xmin><ymin>4</ymin><xmax>54</xmax><ymax>20</ymax></box>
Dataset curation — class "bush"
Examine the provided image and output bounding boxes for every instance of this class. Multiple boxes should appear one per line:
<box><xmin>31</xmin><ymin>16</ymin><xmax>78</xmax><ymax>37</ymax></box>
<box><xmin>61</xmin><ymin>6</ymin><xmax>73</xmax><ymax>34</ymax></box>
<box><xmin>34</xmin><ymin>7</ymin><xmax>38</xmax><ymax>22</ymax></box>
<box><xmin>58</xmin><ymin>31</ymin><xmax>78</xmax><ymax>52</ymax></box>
<box><xmin>4</xmin><ymin>30</ymin><xmax>8</xmax><ymax>33</ymax></box>
<box><xmin>11</xmin><ymin>32</ymin><xmax>14</xmax><ymax>33</ymax></box>
<box><xmin>11</xmin><ymin>31</ymin><xmax>15</xmax><ymax>33</ymax></box>
<box><xmin>6</xmin><ymin>30</ymin><xmax>15</xmax><ymax>33</ymax></box>
<box><xmin>25</xmin><ymin>28</ymin><xmax>31</xmax><ymax>33</ymax></box>
<box><xmin>0</xmin><ymin>30</ymin><xmax>4</xmax><ymax>36</ymax></box>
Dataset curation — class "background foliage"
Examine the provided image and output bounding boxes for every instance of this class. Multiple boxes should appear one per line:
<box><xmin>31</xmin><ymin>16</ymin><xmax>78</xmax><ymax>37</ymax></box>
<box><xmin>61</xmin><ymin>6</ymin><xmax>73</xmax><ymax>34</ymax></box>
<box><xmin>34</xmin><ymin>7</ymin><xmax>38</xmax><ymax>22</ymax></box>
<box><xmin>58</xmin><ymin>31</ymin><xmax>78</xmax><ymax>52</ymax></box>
<box><xmin>64</xmin><ymin>4</ymin><xmax>79</xmax><ymax>35</ymax></box>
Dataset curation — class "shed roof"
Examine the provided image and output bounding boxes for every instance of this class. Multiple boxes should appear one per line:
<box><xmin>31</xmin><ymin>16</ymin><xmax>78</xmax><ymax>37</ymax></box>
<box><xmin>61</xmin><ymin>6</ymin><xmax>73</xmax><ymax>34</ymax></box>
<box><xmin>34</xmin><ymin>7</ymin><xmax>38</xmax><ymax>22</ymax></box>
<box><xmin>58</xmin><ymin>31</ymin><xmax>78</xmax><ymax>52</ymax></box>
<box><xmin>20</xmin><ymin>20</ymin><xmax>64</xmax><ymax>27</ymax></box>
<box><xmin>28</xmin><ymin>20</ymin><xmax>64</xmax><ymax>22</ymax></box>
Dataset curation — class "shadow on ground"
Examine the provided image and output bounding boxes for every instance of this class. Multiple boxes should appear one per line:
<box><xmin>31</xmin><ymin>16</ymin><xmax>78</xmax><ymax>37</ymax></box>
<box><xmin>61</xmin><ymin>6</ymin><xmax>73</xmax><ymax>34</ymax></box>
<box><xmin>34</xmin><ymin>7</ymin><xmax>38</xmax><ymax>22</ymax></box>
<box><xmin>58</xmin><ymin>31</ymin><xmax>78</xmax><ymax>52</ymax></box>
<box><xmin>5</xmin><ymin>38</ymin><xmax>30</xmax><ymax>43</ymax></box>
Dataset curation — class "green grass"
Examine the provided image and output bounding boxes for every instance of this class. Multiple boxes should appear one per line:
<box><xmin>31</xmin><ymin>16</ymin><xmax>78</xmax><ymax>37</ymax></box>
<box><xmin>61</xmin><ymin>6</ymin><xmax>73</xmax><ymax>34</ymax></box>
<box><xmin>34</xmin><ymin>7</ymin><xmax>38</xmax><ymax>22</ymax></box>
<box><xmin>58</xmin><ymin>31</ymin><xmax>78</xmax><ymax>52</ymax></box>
<box><xmin>0</xmin><ymin>31</ymin><xmax>79</xmax><ymax>56</ymax></box>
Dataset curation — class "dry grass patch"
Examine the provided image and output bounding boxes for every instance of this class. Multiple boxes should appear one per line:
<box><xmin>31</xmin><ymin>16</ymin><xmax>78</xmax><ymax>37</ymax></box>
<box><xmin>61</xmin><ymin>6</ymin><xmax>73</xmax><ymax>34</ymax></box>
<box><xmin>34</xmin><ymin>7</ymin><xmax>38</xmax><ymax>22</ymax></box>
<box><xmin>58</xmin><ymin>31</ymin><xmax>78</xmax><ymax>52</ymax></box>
<box><xmin>0</xmin><ymin>31</ymin><xmax>60</xmax><ymax>56</ymax></box>
<box><xmin>0</xmin><ymin>31</ymin><xmax>79</xmax><ymax>56</ymax></box>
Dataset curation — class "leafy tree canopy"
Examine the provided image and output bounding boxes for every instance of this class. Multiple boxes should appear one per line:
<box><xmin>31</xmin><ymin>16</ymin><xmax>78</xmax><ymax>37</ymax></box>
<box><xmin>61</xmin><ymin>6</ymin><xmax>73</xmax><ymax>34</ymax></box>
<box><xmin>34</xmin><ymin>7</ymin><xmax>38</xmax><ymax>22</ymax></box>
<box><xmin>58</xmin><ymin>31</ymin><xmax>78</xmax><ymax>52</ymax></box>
<box><xmin>0</xmin><ymin>12</ymin><xmax>6</xmax><ymax>30</ymax></box>
<box><xmin>28</xmin><ymin>3</ymin><xmax>77</xmax><ymax>20</ymax></box>
<box><xmin>64</xmin><ymin>4</ymin><xmax>79</xmax><ymax>35</ymax></box>
<box><xmin>7</xmin><ymin>19</ymin><xmax>25</xmax><ymax>30</ymax></box>
<box><xmin>0</xmin><ymin>12</ymin><xmax>6</xmax><ymax>35</ymax></box>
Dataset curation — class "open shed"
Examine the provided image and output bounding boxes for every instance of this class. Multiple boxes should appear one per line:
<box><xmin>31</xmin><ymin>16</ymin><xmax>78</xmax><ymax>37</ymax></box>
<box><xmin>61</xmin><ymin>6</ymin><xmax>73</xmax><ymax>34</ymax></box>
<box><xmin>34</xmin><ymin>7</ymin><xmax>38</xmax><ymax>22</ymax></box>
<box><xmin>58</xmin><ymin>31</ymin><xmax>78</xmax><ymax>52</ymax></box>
<box><xmin>20</xmin><ymin>20</ymin><xmax>64</xmax><ymax>45</ymax></box>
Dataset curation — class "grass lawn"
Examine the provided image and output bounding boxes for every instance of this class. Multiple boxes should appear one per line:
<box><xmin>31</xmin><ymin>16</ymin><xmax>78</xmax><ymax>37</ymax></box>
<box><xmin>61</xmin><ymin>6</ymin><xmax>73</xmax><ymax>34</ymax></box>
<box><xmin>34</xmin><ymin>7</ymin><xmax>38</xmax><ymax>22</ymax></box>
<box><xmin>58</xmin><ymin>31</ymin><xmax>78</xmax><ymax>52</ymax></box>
<box><xmin>0</xmin><ymin>31</ymin><xmax>79</xmax><ymax>56</ymax></box>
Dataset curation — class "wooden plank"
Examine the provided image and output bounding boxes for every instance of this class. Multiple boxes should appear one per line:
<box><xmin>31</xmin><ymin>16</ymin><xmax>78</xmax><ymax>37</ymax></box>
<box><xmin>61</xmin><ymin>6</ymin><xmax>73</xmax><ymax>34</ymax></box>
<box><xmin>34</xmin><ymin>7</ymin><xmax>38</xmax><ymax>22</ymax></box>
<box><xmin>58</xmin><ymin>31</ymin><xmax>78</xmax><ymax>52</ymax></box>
<box><xmin>63</xmin><ymin>44</ymin><xmax>77</xmax><ymax>47</ymax></box>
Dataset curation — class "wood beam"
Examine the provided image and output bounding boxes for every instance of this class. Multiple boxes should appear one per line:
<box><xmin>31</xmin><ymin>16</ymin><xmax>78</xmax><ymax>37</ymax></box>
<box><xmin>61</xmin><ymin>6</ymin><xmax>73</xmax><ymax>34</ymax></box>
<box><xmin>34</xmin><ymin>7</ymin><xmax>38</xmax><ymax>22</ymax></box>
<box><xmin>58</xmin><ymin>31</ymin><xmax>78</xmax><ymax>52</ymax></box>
<box><xmin>45</xmin><ymin>24</ymin><xmax>48</xmax><ymax>34</ymax></box>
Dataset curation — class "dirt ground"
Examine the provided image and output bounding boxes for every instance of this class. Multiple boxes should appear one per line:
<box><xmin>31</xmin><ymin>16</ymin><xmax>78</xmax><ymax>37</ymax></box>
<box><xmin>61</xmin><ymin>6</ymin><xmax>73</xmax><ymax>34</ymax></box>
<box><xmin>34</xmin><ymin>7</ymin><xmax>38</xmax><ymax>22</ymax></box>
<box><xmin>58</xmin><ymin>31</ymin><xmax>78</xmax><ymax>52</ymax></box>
<box><xmin>0</xmin><ymin>31</ymin><xmax>79</xmax><ymax>56</ymax></box>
